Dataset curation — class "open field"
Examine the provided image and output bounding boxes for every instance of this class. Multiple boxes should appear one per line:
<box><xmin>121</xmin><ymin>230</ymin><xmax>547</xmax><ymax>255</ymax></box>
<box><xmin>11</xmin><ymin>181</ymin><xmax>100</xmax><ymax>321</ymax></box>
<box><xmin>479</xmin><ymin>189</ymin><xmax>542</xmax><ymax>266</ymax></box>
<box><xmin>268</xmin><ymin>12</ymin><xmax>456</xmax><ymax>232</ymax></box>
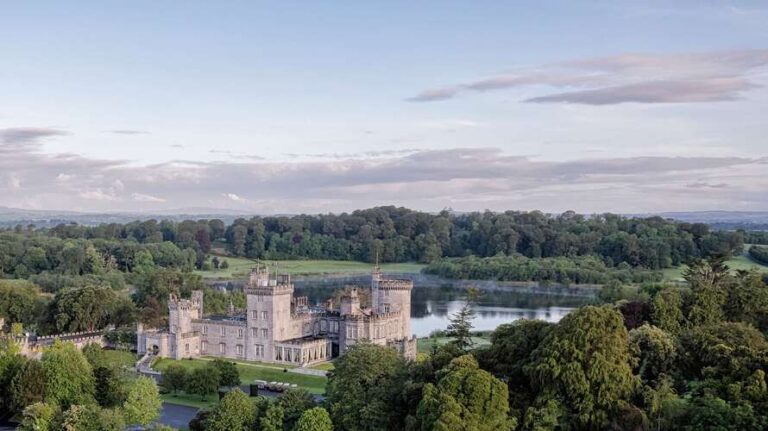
<box><xmin>152</xmin><ymin>357</ymin><xmax>327</xmax><ymax>395</ymax></box>
<box><xmin>662</xmin><ymin>245</ymin><xmax>768</xmax><ymax>281</ymax></box>
<box><xmin>195</xmin><ymin>255</ymin><xmax>425</xmax><ymax>279</ymax></box>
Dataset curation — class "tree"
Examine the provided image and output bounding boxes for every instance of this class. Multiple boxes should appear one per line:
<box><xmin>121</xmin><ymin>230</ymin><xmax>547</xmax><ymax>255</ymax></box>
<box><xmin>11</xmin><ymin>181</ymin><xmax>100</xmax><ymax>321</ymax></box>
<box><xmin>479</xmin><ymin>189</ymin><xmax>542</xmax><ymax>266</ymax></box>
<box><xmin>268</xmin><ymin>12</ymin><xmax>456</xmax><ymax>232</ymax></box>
<box><xmin>206</xmin><ymin>388</ymin><xmax>257</xmax><ymax>431</ymax></box>
<box><xmin>93</xmin><ymin>365</ymin><xmax>125</xmax><ymax>408</ymax></box>
<box><xmin>10</xmin><ymin>359</ymin><xmax>47</xmax><ymax>411</ymax></box>
<box><xmin>415</xmin><ymin>355</ymin><xmax>513</xmax><ymax>431</ymax></box>
<box><xmin>220</xmin><ymin>260</ymin><xmax>230</xmax><ymax>270</ymax></box>
<box><xmin>685</xmin><ymin>259</ymin><xmax>728</xmax><ymax>327</ymax></box>
<box><xmin>186</xmin><ymin>367</ymin><xmax>220</xmax><ymax>400</ymax></box>
<box><xmin>260</xmin><ymin>403</ymin><xmax>285</xmax><ymax>431</ymax></box>
<box><xmin>49</xmin><ymin>285</ymin><xmax>118</xmax><ymax>332</ymax></box>
<box><xmin>277</xmin><ymin>388</ymin><xmax>317</xmax><ymax>430</ymax></box>
<box><xmin>0</xmin><ymin>348</ymin><xmax>26</xmax><ymax>414</ymax></box>
<box><xmin>526</xmin><ymin>306</ymin><xmax>635</xmax><ymax>429</ymax></box>
<box><xmin>122</xmin><ymin>376</ymin><xmax>162</xmax><ymax>426</ymax></box>
<box><xmin>445</xmin><ymin>288</ymin><xmax>479</xmax><ymax>352</ymax></box>
<box><xmin>209</xmin><ymin>359</ymin><xmax>240</xmax><ymax>388</ymax></box>
<box><xmin>18</xmin><ymin>402</ymin><xmax>58</xmax><ymax>431</ymax></box>
<box><xmin>41</xmin><ymin>341</ymin><xmax>96</xmax><ymax>408</ymax></box>
<box><xmin>650</xmin><ymin>288</ymin><xmax>684</xmax><ymax>335</ymax></box>
<box><xmin>162</xmin><ymin>363</ymin><xmax>188</xmax><ymax>395</ymax></box>
<box><xmin>82</xmin><ymin>343</ymin><xmax>106</xmax><ymax>368</ymax></box>
<box><xmin>294</xmin><ymin>407</ymin><xmax>333</xmax><ymax>431</ymax></box>
<box><xmin>629</xmin><ymin>324</ymin><xmax>677</xmax><ymax>384</ymax></box>
<box><xmin>326</xmin><ymin>343</ymin><xmax>407</xmax><ymax>431</ymax></box>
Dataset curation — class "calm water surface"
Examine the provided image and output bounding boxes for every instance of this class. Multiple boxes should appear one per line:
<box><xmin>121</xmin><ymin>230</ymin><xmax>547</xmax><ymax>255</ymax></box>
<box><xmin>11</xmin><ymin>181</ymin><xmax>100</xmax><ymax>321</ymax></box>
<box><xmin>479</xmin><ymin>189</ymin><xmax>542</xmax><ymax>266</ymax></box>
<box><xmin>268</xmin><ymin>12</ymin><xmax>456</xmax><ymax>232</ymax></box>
<box><xmin>295</xmin><ymin>283</ymin><xmax>595</xmax><ymax>337</ymax></box>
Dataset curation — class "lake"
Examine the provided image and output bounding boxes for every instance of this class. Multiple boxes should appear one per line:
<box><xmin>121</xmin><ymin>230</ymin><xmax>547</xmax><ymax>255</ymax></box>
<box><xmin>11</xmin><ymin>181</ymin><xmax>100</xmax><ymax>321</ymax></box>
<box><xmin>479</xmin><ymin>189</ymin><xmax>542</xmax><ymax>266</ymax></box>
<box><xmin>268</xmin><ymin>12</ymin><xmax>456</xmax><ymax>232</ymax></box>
<box><xmin>294</xmin><ymin>279</ymin><xmax>596</xmax><ymax>337</ymax></box>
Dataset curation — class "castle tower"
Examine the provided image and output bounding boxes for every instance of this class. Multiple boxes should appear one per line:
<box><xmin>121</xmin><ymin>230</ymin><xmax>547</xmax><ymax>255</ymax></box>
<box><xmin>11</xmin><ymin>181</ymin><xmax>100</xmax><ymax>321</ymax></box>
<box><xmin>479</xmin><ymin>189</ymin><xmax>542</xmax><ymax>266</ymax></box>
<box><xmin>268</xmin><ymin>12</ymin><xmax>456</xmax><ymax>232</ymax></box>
<box><xmin>167</xmin><ymin>292</ymin><xmax>203</xmax><ymax>359</ymax></box>
<box><xmin>377</xmin><ymin>278</ymin><xmax>413</xmax><ymax>339</ymax></box>
<box><xmin>245</xmin><ymin>264</ymin><xmax>293</xmax><ymax>362</ymax></box>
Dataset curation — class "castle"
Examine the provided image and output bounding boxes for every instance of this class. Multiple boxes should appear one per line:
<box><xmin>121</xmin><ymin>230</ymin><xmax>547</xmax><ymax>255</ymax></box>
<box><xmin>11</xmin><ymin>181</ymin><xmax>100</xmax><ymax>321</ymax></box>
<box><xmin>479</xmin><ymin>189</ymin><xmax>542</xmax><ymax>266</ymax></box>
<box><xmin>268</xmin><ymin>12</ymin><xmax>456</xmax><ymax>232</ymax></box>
<box><xmin>137</xmin><ymin>265</ymin><xmax>417</xmax><ymax>365</ymax></box>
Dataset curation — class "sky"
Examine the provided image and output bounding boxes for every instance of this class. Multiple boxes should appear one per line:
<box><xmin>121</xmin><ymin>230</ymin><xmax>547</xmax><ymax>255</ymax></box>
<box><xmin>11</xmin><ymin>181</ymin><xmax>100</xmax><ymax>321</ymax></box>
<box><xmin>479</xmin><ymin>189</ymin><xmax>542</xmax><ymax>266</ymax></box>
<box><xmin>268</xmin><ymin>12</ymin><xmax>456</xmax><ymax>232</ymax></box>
<box><xmin>1</xmin><ymin>0</ymin><xmax>767</xmax><ymax>214</ymax></box>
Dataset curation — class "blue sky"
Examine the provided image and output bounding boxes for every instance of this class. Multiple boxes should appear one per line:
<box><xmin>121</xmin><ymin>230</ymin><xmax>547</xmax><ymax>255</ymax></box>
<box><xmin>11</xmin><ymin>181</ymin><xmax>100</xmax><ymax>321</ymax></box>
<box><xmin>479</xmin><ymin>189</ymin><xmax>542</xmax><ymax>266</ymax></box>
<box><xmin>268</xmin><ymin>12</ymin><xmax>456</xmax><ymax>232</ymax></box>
<box><xmin>1</xmin><ymin>1</ymin><xmax>767</xmax><ymax>213</ymax></box>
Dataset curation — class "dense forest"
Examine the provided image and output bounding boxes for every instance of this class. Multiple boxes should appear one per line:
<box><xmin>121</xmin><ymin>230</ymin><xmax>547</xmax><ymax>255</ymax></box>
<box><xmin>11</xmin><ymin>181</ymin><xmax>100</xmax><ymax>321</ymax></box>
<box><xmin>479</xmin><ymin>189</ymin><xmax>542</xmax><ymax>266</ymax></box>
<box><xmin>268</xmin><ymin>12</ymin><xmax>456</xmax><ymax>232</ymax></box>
<box><xmin>2</xmin><ymin>207</ymin><xmax>746</xmax><ymax>273</ymax></box>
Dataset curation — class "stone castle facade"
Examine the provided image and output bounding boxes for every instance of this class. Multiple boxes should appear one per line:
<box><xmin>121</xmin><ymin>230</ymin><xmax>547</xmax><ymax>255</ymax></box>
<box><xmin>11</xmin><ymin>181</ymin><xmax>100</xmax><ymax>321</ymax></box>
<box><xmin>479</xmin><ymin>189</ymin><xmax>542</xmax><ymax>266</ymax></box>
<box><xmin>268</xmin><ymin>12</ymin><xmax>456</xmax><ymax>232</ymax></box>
<box><xmin>137</xmin><ymin>265</ymin><xmax>417</xmax><ymax>365</ymax></box>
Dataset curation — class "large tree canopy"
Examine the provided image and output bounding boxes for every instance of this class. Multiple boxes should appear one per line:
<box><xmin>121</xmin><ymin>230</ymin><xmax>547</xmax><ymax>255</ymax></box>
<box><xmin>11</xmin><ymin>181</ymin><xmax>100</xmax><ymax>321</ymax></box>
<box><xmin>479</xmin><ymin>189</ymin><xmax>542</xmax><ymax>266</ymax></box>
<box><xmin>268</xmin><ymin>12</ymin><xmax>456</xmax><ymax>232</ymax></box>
<box><xmin>526</xmin><ymin>306</ymin><xmax>635</xmax><ymax>428</ymax></box>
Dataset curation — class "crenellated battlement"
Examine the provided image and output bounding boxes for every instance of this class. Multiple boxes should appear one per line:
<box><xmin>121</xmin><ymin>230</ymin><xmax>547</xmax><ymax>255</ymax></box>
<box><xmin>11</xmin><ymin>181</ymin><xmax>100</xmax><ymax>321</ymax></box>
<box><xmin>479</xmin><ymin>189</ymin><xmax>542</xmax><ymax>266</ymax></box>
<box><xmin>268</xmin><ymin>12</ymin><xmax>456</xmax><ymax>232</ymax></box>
<box><xmin>378</xmin><ymin>279</ymin><xmax>413</xmax><ymax>290</ymax></box>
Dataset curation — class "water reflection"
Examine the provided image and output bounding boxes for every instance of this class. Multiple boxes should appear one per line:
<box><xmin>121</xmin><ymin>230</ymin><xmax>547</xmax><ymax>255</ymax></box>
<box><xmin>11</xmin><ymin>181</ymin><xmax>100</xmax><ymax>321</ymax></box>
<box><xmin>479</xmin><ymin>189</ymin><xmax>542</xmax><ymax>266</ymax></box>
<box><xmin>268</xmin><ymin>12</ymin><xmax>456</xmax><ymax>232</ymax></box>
<box><xmin>295</xmin><ymin>283</ymin><xmax>594</xmax><ymax>337</ymax></box>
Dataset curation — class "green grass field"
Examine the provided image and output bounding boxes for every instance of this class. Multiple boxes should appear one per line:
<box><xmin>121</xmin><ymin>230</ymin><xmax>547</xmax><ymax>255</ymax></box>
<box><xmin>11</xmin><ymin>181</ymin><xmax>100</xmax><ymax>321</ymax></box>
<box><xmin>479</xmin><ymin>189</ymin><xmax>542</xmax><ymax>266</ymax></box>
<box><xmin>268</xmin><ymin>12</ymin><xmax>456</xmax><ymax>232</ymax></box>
<box><xmin>195</xmin><ymin>255</ymin><xmax>424</xmax><ymax>279</ymax></box>
<box><xmin>102</xmin><ymin>349</ymin><xmax>138</xmax><ymax>369</ymax></box>
<box><xmin>662</xmin><ymin>245</ymin><xmax>768</xmax><ymax>281</ymax></box>
<box><xmin>152</xmin><ymin>357</ymin><xmax>327</xmax><ymax>395</ymax></box>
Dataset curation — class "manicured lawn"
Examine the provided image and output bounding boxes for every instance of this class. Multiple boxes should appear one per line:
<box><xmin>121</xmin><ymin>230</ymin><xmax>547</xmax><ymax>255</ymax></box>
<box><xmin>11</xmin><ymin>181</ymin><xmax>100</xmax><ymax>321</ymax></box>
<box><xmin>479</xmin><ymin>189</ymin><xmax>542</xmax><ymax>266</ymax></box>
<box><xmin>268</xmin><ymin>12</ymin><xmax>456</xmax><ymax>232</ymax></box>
<box><xmin>416</xmin><ymin>336</ymin><xmax>491</xmax><ymax>354</ymax></box>
<box><xmin>102</xmin><ymin>349</ymin><xmax>138</xmax><ymax>369</ymax></box>
<box><xmin>662</xmin><ymin>245</ymin><xmax>768</xmax><ymax>281</ymax></box>
<box><xmin>195</xmin><ymin>256</ymin><xmax>424</xmax><ymax>279</ymax></box>
<box><xmin>152</xmin><ymin>357</ymin><xmax>327</xmax><ymax>395</ymax></box>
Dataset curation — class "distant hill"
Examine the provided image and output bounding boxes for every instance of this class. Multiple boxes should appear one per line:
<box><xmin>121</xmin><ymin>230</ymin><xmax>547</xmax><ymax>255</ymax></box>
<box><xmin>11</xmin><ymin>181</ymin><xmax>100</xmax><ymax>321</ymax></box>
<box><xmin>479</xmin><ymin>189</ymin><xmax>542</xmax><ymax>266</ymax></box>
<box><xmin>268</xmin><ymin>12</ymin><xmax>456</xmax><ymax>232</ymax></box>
<box><xmin>0</xmin><ymin>206</ymin><xmax>255</xmax><ymax>228</ymax></box>
<box><xmin>638</xmin><ymin>211</ymin><xmax>768</xmax><ymax>230</ymax></box>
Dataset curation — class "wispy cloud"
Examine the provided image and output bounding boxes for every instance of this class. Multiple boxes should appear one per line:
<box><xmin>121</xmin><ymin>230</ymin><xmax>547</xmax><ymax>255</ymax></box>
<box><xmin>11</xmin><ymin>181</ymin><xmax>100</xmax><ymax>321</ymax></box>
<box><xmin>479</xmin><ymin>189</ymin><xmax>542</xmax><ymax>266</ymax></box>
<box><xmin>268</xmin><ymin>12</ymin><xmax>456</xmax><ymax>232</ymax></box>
<box><xmin>408</xmin><ymin>49</ymin><xmax>768</xmax><ymax>105</ymax></box>
<box><xmin>0</xmin><ymin>127</ymin><xmax>70</xmax><ymax>145</ymax></box>
<box><xmin>1</xmin><ymin>132</ymin><xmax>766</xmax><ymax>213</ymax></box>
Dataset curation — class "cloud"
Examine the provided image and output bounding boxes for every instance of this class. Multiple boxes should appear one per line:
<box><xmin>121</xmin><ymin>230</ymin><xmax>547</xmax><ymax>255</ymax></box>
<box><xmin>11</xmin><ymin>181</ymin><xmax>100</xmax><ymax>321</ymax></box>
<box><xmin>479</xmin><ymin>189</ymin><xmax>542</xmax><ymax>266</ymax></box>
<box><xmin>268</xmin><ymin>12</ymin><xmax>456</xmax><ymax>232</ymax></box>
<box><xmin>0</xmin><ymin>127</ymin><xmax>70</xmax><ymax>145</ymax></box>
<box><xmin>525</xmin><ymin>78</ymin><xmax>758</xmax><ymax>105</ymax></box>
<box><xmin>408</xmin><ymin>49</ymin><xmax>768</xmax><ymax>105</ymax></box>
<box><xmin>0</xmin><ymin>136</ymin><xmax>766</xmax><ymax>213</ymax></box>
<box><xmin>110</xmin><ymin>130</ymin><xmax>149</xmax><ymax>135</ymax></box>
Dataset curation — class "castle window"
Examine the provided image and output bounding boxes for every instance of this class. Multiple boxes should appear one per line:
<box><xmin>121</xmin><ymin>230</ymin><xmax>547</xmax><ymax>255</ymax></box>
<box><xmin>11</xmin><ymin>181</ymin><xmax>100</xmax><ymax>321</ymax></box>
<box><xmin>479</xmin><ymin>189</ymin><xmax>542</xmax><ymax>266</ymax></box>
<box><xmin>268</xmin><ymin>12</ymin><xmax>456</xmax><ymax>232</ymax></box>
<box><xmin>254</xmin><ymin>344</ymin><xmax>264</xmax><ymax>357</ymax></box>
<box><xmin>275</xmin><ymin>347</ymin><xmax>282</xmax><ymax>361</ymax></box>
<box><xmin>257</xmin><ymin>295</ymin><xmax>263</xmax><ymax>302</ymax></box>
<box><xmin>202</xmin><ymin>326</ymin><xmax>208</xmax><ymax>335</ymax></box>
<box><xmin>236</xmin><ymin>344</ymin><xmax>244</xmax><ymax>356</ymax></box>
<box><xmin>219</xmin><ymin>343</ymin><xmax>226</xmax><ymax>354</ymax></box>
<box><xmin>238</xmin><ymin>328</ymin><xmax>243</xmax><ymax>338</ymax></box>
<box><xmin>201</xmin><ymin>341</ymin><xmax>208</xmax><ymax>353</ymax></box>
<box><xmin>261</xmin><ymin>311</ymin><xmax>268</xmax><ymax>320</ymax></box>
<box><xmin>251</xmin><ymin>327</ymin><xmax>258</xmax><ymax>337</ymax></box>
<box><xmin>260</xmin><ymin>328</ymin><xmax>268</xmax><ymax>338</ymax></box>
<box><xmin>220</xmin><ymin>326</ymin><xmax>226</xmax><ymax>336</ymax></box>
<box><xmin>285</xmin><ymin>349</ymin><xmax>291</xmax><ymax>362</ymax></box>
<box><xmin>185</xmin><ymin>343</ymin><xmax>189</xmax><ymax>354</ymax></box>
<box><xmin>252</xmin><ymin>310</ymin><xmax>258</xmax><ymax>319</ymax></box>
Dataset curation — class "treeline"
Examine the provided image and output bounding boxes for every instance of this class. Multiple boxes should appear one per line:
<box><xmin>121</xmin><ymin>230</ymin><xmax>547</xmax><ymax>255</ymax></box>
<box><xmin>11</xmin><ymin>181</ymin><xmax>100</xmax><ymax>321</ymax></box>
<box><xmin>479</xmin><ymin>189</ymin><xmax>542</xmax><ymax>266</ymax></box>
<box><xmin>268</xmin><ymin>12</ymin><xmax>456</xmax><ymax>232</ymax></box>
<box><xmin>423</xmin><ymin>255</ymin><xmax>663</xmax><ymax>285</ymax></box>
<box><xmin>222</xmin><ymin>208</ymin><xmax>744</xmax><ymax>267</ymax></box>
<box><xmin>749</xmin><ymin>245</ymin><xmax>768</xmax><ymax>265</ymax></box>
<box><xmin>0</xmin><ymin>206</ymin><xmax>745</xmax><ymax>272</ymax></box>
